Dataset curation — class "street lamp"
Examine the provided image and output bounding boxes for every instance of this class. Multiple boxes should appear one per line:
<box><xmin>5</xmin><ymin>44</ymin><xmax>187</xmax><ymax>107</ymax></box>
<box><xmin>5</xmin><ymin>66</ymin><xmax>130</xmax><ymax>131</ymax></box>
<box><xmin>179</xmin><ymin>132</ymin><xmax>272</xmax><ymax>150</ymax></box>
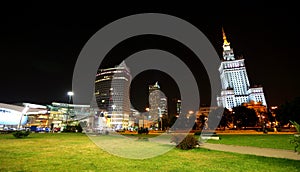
<box><xmin>158</xmin><ymin>107</ymin><xmax>163</xmax><ymax>131</ymax></box>
<box><xmin>67</xmin><ymin>91</ymin><xmax>74</xmax><ymax>102</ymax></box>
<box><xmin>144</xmin><ymin>107</ymin><xmax>149</xmax><ymax>128</ymax></box>
<box><xmin>66</xmin><ymin>91</ymin><xmax>74</xmax><ymax>125</ymax></box>
<box><xmin>111</xmin><ymin>104</ymin><xmax>116</xmax><ymax>129</ymax></box>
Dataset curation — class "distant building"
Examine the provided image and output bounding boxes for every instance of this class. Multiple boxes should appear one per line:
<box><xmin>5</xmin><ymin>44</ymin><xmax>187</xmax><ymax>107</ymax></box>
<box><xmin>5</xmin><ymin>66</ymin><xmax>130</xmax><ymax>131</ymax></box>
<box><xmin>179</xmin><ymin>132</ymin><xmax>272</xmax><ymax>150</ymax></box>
<box><xmin>148</xmin><ymin>82</ymin><xmax>168</xmax><ymax>127</ymax></box>
<box><xmin>94</xmin><ymin>61</ymin><xmax>131</xmax><ymax>129</ymax></box>
<box><xmin>128</xmin><ymin>108</ymin><xmax>140</xmax><ymax>128</ymax></box>
<box><xmin>217</xmin><ymin>28</ymin><xmax>267</xmax><ymax>109</ymax></box>
<box><xmin>241</xmin><ymin>101</ymin><xmax>267</xmax><ymax>113</ymax></box>
<box><xmin>176</xmin><ymin>99</ymin><xmax>181</xmax><ymax>115</ymax></box>
<box><xmin>48</xmin><ymin>102</ymin><xmax>93</xmax><ymax>129</ymax></box>
<box><xmin>0</xmin><ymin>101</ymin><xmax>126</xmax><ymax>132</ymax></box>
<box><xmin>0</xmin><ymin>102</ymin><xmax>48</xmax><ymax>130</ymax></box>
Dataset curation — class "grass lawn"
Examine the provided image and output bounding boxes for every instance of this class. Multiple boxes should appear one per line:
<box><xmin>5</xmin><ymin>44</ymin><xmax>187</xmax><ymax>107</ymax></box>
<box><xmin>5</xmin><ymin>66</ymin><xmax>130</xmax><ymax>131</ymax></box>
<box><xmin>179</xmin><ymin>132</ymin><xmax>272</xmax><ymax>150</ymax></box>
<box><xmin>206</xmin><ymin>134</ymin><xmax>296</xmax><ymax>150</ymax></box>
<box><xmin>0</xmin><ymin>133</ymin><xmax>299</xmax><ymax>172</ymax></box>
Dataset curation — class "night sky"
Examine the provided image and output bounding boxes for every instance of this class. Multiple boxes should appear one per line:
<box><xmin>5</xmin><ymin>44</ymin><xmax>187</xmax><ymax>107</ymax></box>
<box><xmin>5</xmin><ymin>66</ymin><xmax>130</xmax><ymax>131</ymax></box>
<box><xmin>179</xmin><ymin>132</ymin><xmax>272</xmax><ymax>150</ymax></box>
<box><xmin>0</xmin><ymin>2</ymin><xmax>299</xmax><ymax>113</ymax></box>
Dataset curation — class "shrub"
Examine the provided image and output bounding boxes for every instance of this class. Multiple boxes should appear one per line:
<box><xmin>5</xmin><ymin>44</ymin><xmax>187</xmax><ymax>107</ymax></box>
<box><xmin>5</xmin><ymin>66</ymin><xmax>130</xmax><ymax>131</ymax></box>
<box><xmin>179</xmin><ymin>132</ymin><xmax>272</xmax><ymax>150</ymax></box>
<box><xmin>289</xmin><ymin>120</ymin><xmax>300</xmax><ymax>153</ymax></box>
<box><xmin>13</xmin><ymin>130</ymin><xmax>30</xmax><ymax>138</ymax></box>
<box><xmin>290</xmin><ymin>135</ymin><xmax>300</xmax><ymax>153</ymax></box>
<box><xmin>105</xmin><ymin>130</ymin><xmax>109</xmax><ymax>135</ymax></box>
<box><xmin>137</xmin><ymin>128</ymin><xmax>149</xmax><ymax>134</ymax></box>
<box><xmin>63</xmin><ymin>125</ymin><xmax>83</xmax><ymax>133</ymax></box>
<box><xmin>171</xmin><ymin>134</ymin><xmax>199</xmax><ymax>150</ymax></box>
<box><xmin>290</xmin><ymin>120</ymin><xmax>300</xmax><ymax>133</ymax></box>
<box><xmin>194</xmin><ymin>130</ymin><xmax>202</xmax><ymax>136</ymax></box>
<box><xmin>76</xmin><ymin>124</ymin><xmax>83</xmax><ymax>133</ymax></box>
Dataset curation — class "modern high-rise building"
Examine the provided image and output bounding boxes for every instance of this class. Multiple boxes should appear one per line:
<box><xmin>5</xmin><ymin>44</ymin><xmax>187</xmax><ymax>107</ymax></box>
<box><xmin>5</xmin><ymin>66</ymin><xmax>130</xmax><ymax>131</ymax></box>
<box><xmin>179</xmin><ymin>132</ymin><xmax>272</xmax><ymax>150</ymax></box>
<box><xmin>217</xmin><ymin>28</ymin><xmax>267</xmax><ymax>109</ymax></box>
<box><xmin>148</xmin><ymin>82</ymin><xmax>168</xmax><ymax>124</ymax></box>
<box><xmin>94</xmin><ymin>61</ymin><xmax>131</xmax><ymax>129</ymax></box>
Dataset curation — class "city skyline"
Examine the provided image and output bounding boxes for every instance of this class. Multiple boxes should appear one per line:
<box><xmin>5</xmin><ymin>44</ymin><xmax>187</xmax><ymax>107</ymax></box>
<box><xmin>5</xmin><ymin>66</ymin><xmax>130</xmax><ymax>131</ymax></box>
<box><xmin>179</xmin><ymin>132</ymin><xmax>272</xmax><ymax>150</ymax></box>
<box><xmin>0</xmin><ymin>2</ymin><xmax>299</xmax><ymax>109</ymax></box>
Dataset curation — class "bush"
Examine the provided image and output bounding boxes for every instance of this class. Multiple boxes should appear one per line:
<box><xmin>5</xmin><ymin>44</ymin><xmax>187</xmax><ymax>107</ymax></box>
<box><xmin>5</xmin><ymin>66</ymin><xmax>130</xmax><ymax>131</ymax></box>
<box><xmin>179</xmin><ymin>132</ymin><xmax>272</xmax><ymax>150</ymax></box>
<box><xmin>289</xmin><ymin>120</ymin><xmax>300</xmax><ymax>153</ymax></box>
<box><xmin>137</xmin><ymin>128</ymin><xmax>149</xmax><ymax>134</ymax></box>
<box><xmin>170</xmin><ymin>134</ymin><xmax>199</xmax><ymax>150</ymax></box>
<box><xmin>290</xmin><ymin>120</ymin><xmax>300</xmax><ymax>133</ymax></box>
<box><xmin>76</xmin><ymin>124</ymin><xmax>83</xmax><ymax>133</ymax></box>
<box><xmin>290</xmin><ymin>135</ymin><xmax>300</xmax><ymax>153</ymax></box>
<box><xmin>194</xmin><ymin>130</ymin><xmax>202</xmax><ymax>136</ymax></box>
<box><xmin>63</xmin><ymin>125</ymin><xmax>83</xmax><ymax>133</ymax></box>
<box><xmin>13</xmin><ymin>131</ymin><xmax>30</xmax><ymax>138</ymax></box>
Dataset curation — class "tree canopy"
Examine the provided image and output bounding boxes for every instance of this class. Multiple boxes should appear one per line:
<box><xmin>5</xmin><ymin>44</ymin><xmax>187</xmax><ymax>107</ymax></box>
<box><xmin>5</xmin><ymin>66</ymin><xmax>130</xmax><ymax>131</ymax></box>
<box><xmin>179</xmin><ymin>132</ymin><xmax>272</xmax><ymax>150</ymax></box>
<box><xmin>232</xmin><ymin>106</ymin><xmax>258</xmax><ymax>128</ymax></box>
<box><xmin>276</xmin><ymin>97</ymin><xmax>300</xmax><ymax>125</ymax></box>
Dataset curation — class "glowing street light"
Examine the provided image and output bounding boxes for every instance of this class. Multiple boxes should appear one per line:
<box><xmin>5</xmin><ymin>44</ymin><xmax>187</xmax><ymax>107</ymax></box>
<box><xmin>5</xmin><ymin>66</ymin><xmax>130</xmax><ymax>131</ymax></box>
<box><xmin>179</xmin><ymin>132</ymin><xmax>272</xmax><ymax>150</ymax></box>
<box><xmin>144</xmin><ymin>107</ymin><xmax>150</xmax><ymax>128</ymax></box>
<box><xmin>67</xmin><ymin>91</ymin><xmax>74</xmax><ymax>102</ymax></box>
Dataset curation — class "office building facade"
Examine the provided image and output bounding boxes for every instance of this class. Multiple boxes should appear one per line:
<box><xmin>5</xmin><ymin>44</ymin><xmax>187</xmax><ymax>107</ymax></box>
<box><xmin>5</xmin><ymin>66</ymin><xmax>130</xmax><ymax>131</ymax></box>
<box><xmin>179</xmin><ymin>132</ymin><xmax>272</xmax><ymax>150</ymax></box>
<box><xmin>94</xmin><ymin>61</ymin><xmax>131</xmax><ymax>129</ymax></box>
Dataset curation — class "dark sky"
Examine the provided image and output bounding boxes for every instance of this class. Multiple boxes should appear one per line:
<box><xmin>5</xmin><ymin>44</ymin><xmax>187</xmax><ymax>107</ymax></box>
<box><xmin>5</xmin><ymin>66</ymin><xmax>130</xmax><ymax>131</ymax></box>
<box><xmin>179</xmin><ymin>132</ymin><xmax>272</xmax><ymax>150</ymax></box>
<box><xmin>0</xmin><ymin>2</ymin><xmax>299</xmax><ymax>111</ymax></box>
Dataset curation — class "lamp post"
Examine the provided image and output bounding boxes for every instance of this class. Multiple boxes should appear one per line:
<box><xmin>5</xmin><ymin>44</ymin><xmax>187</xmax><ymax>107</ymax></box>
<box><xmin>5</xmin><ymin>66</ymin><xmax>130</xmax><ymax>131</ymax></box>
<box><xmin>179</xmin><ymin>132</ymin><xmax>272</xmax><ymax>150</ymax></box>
<box><xmin>158</xmin><ymin>107</ymin><xmax>162</xmax><ymax>131</ymax></box>
<box><xmin>145</xmin><ymin>108</ymin><xmax>149</xmax><ymax>128</ymax></box>
<box><xmin>111</xmin><ymin>104</ymin><xmax>116</xmax><ymax>129</ymax></box>
<box><xmin>66</xmin><ymin>91</ymin><xmax>74</xmax><ymax>125</ymax></box>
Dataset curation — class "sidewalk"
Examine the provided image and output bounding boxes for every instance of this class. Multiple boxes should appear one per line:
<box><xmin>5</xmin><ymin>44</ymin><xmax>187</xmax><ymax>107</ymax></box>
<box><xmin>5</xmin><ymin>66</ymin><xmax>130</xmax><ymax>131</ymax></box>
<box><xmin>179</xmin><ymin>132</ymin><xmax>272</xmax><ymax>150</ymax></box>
<box><xmin>200</xmin><ymin>143</ymin><xmax>300</xmax><ymax>160</ymax></box>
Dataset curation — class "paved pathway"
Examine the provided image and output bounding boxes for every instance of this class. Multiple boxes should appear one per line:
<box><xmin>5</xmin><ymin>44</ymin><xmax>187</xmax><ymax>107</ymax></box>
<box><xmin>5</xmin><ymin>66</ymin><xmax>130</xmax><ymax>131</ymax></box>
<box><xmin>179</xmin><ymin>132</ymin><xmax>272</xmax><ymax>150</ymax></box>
<box><xmin>201</xmin><ymin>143</ymin><xmax>300</xmax><ymax>160</ymax></box>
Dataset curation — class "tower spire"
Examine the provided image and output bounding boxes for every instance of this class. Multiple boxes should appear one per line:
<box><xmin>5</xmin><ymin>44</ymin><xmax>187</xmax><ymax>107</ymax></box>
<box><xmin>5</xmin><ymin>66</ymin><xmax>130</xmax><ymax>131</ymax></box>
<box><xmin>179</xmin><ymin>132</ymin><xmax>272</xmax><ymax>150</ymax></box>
<box><xmin>222</xmin><ymin>27</ymin><xmax>230</xmax><ymax>45</ymax></box>
<box><xmin>222</xmin><ymin>27</ymin><xmax>234</xmax><ymax>60</ymax></box>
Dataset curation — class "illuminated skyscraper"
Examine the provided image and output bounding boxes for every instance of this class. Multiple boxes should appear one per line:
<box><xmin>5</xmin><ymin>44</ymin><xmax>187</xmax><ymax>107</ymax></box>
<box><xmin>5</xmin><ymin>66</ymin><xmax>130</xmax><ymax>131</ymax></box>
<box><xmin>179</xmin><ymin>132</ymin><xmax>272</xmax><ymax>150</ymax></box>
<box><xmin>217</xmin><ymin>28</ymin><xmax>267</xmax><ymax>109</ymax></box>
<box><xmin>148</xmin><ymin>82</ymin><xmax>167</xmax><ymax>124</ymax></box>
<box><xmin>94</xmin><ymin>61</ymin><xmax>131</xmax><ymax>129</ymax></box>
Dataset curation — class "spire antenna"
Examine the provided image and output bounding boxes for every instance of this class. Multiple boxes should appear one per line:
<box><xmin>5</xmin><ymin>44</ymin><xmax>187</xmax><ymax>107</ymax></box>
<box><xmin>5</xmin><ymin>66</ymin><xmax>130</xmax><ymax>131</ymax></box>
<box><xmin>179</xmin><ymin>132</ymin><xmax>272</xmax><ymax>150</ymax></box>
<box><xmin>222</xmin><ymin>27</ymin><xmax>230</xmax><ymax>45</ymax></box>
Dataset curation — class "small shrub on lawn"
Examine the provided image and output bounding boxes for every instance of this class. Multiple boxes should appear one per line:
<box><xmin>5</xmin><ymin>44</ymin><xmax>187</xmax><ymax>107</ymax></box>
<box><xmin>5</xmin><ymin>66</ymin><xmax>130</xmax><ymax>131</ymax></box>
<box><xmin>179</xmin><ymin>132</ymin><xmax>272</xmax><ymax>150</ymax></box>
<box><xmin>290</xmin><ymin>135</ymin><xmax>300</xmax><ymax>153</ymax></box>
<box><xmin>171</xmin><ymin>134</ymin><xmax>199</xmax><ymax>150</ymax></box>
<box><xmin>13</xmin><ymin>131</ymin><xmax>30</xmax><ymax>138</ymax></box>
<box><xmin>289</xmin><ymin>120</ymin><xmax>300</xmax><ymax>153</ymax></box>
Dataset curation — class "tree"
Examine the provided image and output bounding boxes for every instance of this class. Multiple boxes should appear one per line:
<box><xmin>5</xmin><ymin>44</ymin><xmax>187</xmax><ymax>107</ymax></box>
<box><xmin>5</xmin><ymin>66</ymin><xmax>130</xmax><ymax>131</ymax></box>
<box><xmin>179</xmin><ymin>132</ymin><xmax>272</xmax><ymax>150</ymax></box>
<box><xmin>206</xmin><ymin>109</ymin><xmax>220</xmax><ymax>130</ymax></box>
<box><xmin>197</xmin><ymin>113</ymin><xmax>207</xmax><ymax>130</ymax></box>
<box><xmin>232</xmin><ymin>106</ymin><xmax>258</xmax><ymax>128</ymax></box>
<box><xmin>219</xmin><ymin>108</ymin><xmax>233</xmax><ymax>130</ymax></box>
<box><xmin>168</xmin><ymin>115</ymin><xmax>178</xmax><ymax>128</ymax></box>
<box><xmin>207</xmin><ymin>107</ymin><xmax>233</xmax><ymax>130</ymax></box>
<box><xmin>276</xmin><ymin>97</ymin><xmax>300</xmax><ymax>126</ymax></box>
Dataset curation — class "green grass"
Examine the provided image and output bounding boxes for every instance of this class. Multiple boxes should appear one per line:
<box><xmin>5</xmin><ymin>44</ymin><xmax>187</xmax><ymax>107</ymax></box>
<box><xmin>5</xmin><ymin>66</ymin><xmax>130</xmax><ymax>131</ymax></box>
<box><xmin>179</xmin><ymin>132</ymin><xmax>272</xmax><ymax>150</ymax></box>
<box><xmin>206</xmin><ymin>134</ymin><xmax>295</xmax><ymax>150</ymax></box>
<box><xmin>0</xmin><ymin>133</ymin><xmax>299</xmax><ymax>172</ymax></box>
